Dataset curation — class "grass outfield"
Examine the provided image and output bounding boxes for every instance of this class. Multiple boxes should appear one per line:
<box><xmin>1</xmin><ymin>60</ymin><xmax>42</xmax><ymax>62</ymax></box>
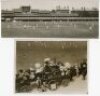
<box><xmin>1</xmin><ymin>21</ymin><xmax>98</xmax><ymax>38</ymax></box>
<box><xmin>16</xmin><ymin>41</ymin><xmax>87</xmax><ymax>70</ymax></box>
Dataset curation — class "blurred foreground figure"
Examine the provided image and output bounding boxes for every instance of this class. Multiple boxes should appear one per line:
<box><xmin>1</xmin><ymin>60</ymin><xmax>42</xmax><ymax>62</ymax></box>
<box><xmin>79</xmin><ymin>59</ymin><xmax>87</xmax><ymax>80</ymax></box>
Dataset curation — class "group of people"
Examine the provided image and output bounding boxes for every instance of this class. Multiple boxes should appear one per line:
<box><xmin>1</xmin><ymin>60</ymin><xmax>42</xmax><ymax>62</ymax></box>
<box><xmin>16</xmin><ymin>58</ymin><xmax>87</xmax><ymax>92</ymax></box>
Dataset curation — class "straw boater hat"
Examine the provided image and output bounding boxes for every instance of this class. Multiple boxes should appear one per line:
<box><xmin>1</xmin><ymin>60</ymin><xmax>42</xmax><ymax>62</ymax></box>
<box><xmin>44</xmin><ymin>58</ymin><xmax>51</xmax><ymax>63</ymax></box>
<box><xmin>36</xmin><ymin>67</ymin><xmax>43</xmax><ymax>73</ymax></box>
<box><xmin>64</xmin><ymin>62</ymin><xmax>71</xmax><ymax>68</ymax></box>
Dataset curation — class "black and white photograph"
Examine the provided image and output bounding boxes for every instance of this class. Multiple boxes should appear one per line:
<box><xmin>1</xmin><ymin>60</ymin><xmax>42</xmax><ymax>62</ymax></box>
<box><xmin>1</xmin><ymin>0</ymin><xmax>99</xmax><ymax>38</ymax></box>
<box><xmin>1</xmin><ymin>0</ymin><xmax>100</xmax><ymax>96</ymax></box>
<box><xmin>15</xmin><ymin>41</ymin><xmax>87</xmax><ymax>94</ymax></box>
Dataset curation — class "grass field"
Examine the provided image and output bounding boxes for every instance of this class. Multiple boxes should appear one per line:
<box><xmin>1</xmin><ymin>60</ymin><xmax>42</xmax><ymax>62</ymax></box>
<box><xmin>2</xmin><ymin>21</ymin><xmax>98</xmax><ymax>38</ymax></box>
<box><xmin>16</xmin><ymin>41</ymin><xmax>87</xmax><ymax>70</ymax></box>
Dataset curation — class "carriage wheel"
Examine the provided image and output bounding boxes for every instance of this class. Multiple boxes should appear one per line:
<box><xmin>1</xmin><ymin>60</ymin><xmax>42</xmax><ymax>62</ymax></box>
<box><xmin>48</xmin><ymin>80</ymin><xmax>57</xmax><ymax>91</ymax></box>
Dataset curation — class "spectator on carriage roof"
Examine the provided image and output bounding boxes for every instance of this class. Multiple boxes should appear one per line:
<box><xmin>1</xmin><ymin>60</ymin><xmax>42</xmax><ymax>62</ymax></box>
<box><xmin>44</xmin><ymin>58</ymin><xmax>51</xmax><ymax>72</ymax></box>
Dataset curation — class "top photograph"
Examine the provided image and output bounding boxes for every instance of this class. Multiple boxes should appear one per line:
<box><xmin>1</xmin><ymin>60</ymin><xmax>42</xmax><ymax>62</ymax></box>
<box><xmin>1</xmin><ymin>0</ymin><xmax>99</xmax><ymax>38</ymax></box>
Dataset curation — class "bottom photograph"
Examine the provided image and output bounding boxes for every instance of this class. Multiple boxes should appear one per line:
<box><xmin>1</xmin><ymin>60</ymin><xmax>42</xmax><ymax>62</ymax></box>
<box><xmin>15</xmin><ymin>41</ymin><xmax>87</xmax><ymax>94</ymax></box>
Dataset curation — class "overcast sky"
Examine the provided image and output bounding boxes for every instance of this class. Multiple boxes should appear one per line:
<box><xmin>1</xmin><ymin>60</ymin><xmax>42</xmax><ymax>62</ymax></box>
<box><xmin>2</xmin><ymin>0</ymin><xmax>99</xmax><ymax>10</ymax></box>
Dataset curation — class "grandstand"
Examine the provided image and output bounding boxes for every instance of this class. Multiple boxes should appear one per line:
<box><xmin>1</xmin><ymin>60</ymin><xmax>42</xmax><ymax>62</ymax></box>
<box><xmin>1</xmin><ymin>6</ymin><xmax>99</xmax><ymax>21</ymax></box>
